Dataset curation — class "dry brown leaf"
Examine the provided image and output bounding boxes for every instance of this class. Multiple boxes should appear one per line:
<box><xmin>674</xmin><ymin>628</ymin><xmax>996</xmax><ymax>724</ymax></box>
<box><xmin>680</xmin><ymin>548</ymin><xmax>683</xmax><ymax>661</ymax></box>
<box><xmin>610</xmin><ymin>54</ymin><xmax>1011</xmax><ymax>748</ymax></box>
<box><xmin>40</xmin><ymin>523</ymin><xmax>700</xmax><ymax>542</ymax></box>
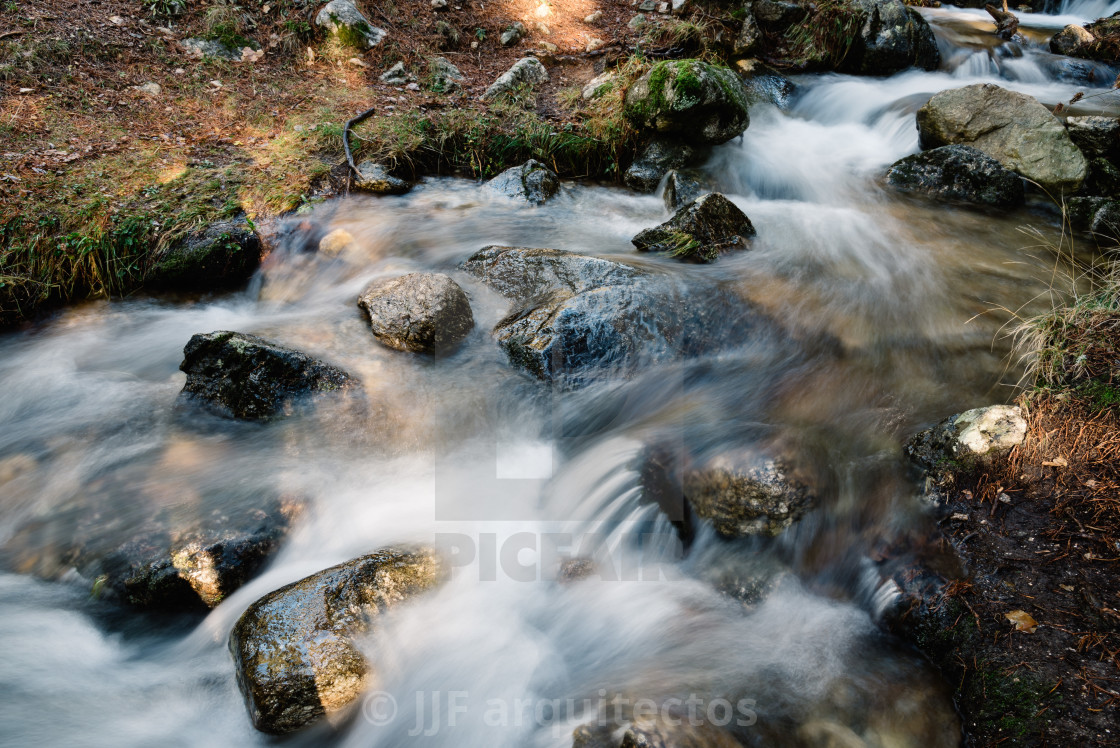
<box><xmin>1005</xmin><ymin>610</ymin><xmax>1038</xmax><ymax>633</ymax></box>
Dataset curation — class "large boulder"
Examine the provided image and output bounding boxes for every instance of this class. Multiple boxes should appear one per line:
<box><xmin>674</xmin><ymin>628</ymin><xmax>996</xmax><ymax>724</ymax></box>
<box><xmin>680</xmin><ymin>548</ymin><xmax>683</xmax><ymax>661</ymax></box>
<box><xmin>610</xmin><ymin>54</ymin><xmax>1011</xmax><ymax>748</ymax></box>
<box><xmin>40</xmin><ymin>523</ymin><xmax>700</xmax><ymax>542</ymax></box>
<box><xmin>885</xmin><ymin>145</ymin><xmax>1025</xmax><ymax>208</ymax></box>
<box><xmin>480</xmin><ymin>57</ymin><xmax>549</xmax><ymax>101</ymax></box>
<box><xmin>146</xmin><ymin>215</ymin><xmax>261</xmax><ymax>290</ymax></box>
<box><xmin>315</xmin><ymin>0</ymin><xmax>386</xmax><ymax>50</ymax></box>
<box><xmin>632</xmin><ymin>193</ymin><xmax>756</xmax><ymax>263</ymax></box>
<box><xmin>460</xmin><ymin>246</ymin><xmax>754</xmax><ymax>385</ymax></box>
<box><xmin>1066</xmin><ymin>116</ymin><xmax>1120</xmax><ymax>161</ymax></box>
<box><xmin>1050</xmin><ymin>24</ymin><xmax>1095</xmax><ymax>57</ymax></box>
<box><xmin>906</xmin><ymin>404</ymin><xmax>1028</xmax><ymax>476</ymax></box>
<box><xmin>841</xmin><ymin>0</ymin><xmax>940</xmax><ymax>75</ymax></box>
<box><xmin>486</xmin><ymin>159</ymin><xmax>560</xmax><ymax>205</ymax></box>
<box><xmin>684</xmin><ymin>451</ymin><xmax>815</xmax><ymax>538</ymax></box>
<box><xmin>623</xmin><ymin>139</ymin><xmax>705</xmax><ymax>193</ymax></box>
<box><xmin>229</xmin><ymin>547</ymin><xmax>445</xmax><ymax>734</ymax></box>
<box><xmin>916</xmin><ymin>84</ymin><xmax>1088</xmax><ymax>193</ymax></box>
<box><xmin>179</xmin><ymin>331</ymin><xmax>355</xmax><ymax>420</ymax></box>
<box><xmin>624</xmin><ymin>60</ymin><xmax>752</xmax><ymax>146</ymax></box>
<box><xmin>356</xmin><ymin>272</ymin><xmax>474</xmax><ymax>353</ymax></box>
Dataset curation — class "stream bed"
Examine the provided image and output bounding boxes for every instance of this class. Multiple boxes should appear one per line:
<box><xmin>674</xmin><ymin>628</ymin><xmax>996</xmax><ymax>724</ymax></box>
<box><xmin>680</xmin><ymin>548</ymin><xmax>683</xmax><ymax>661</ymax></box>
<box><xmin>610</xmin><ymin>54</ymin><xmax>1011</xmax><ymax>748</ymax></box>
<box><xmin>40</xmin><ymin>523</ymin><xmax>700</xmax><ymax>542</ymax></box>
<box><xmin>1</xmin><ymin>4</ymin><xmax>1118</xmax><ymax>746</ymax></box>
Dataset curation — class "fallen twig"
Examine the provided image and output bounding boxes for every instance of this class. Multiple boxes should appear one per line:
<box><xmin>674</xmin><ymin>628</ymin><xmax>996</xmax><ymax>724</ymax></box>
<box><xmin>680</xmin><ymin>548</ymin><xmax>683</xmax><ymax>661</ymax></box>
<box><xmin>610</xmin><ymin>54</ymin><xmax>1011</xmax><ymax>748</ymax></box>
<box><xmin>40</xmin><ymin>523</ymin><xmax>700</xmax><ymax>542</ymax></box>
<box><xmin>342</xmin><ymin>105</ymin><xmax>377</xmax><ymax>174</ymax></box>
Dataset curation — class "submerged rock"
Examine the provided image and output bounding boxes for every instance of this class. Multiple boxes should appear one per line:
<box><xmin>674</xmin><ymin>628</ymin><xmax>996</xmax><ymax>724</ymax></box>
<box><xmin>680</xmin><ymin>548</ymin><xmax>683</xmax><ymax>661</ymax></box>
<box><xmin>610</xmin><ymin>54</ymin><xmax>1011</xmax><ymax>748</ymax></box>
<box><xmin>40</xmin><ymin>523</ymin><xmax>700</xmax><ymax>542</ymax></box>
<box><xmin>230</xmin><ymin>547</ymin><xmax>445</xmax><ymax>734</ymax></box>
<box><xmin>663</xmin><ymin>169</ymin><xmax>707</xmax><ymax>212</ymax></box>
<box><xmin>357</xmin><ymin>272</ymin><xmax>474</xmax><ymax>353</ymax></box>
<box><xmin>315</xmin><ymin>0</ymin><xmax>386</xmax><ymax>49</ymax></box>
<box><xmin>486</xmin><ymin>159</ymin><xmax>560</xmax><ymax>205</ymax></box>
<box><xmin>632</xmin><ymin>193</ymin><xmax>756</xmax><ymax>263</ymax></box>
<box><xmin>481</xmin><ymin>57</ymin><xmax>549</xmax><ymax>101</ymax></box>
<box><xmin>573</xmin><ymin>716</ymin><xmax>743</xmax><ymax>748</ymax></box>
<box><xmin>353</xmin><ymin>161</ymin><xmax>410</xmax><ymax>194</ymax></box>
<box><xmin>146</xmin><ymin>215</ymin><xmax>261</xmax><ymax>290</ymax></box>
<box><xmin>684</xmin><ymin>451</ymin><xmax>815</xmax><ymax>538</ymax></box>
<box><xmin>886</xmin><ymin>145</ymin><xmax>1025</xmax><ymax>207</ymax></box>
<box><xmin>624</xmin><ymin>139</ymin><xmax>705</xmax><ymax>193</ymax></box>
<box><xmin>460</xmin><ymin>246</ymin><xmax>754</xmax><ymax>385</ymax></box>
<box><xmin>179</xmin><ymin>331</ymin><xmax>355</xmax><ymax>420</ymax></box>
<box><xmin>916</xmin><ymin>84</ymin><xmax>1087</xmax><ymax>192</ymax></box>
<box><xmin>906</xmin><ymin>404</ymin><xmax>1028</xmax><ymax>476</ymax></box>
<box><xmin>735</xmin><ymin>58</ymin><xmax>796</xmax><ymax>108</ymax></box>
<box><xmin>624</xmin><ymin>60</ymin><xmax>752</xmax><ymax>146</ymax></box>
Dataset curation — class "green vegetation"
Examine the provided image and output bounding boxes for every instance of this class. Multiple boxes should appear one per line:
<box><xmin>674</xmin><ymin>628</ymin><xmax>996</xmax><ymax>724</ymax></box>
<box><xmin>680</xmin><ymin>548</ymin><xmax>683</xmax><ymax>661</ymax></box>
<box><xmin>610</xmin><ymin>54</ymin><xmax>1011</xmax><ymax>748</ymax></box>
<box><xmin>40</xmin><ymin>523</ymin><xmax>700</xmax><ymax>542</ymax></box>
<box><xmin>782</xmin><ymin>0</ymin><xmax>864</xmax><ymax>68</ymax></box>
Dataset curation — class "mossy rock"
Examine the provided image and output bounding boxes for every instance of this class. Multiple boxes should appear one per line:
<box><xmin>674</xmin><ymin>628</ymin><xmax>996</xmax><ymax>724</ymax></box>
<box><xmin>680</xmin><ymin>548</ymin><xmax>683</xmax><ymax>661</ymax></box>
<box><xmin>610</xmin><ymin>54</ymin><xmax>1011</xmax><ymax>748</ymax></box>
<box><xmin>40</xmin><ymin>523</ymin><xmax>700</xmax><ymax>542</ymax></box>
<box><xmin>632</xmin><ymin>193</ymin><xmax>755</xmax><ymax>263</ymax></box>
<box><xmin>624</xmin><ymin>60</ymin><xmax>752</xmax><ymax>146</ymax></box>
<box><xmin>315</xmin><ymin>0</ymin><xmax>386</xmax><ymax>50</ymax></box>
<box><xmin>146</xmin><ymin>215</ymin><xmax>261</xmax><ymax>291</ymax></box>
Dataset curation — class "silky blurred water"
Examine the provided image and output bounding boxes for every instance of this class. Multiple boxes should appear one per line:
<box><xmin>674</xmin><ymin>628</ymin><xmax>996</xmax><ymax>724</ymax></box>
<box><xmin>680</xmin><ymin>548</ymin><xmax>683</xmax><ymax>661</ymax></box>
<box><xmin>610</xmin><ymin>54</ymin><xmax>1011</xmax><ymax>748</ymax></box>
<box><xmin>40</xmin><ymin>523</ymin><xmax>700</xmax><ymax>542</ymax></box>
<box><xmin>0</xmin><ymin>7</ymin><xmax>1113</xmax><ymax>746</ymax></box>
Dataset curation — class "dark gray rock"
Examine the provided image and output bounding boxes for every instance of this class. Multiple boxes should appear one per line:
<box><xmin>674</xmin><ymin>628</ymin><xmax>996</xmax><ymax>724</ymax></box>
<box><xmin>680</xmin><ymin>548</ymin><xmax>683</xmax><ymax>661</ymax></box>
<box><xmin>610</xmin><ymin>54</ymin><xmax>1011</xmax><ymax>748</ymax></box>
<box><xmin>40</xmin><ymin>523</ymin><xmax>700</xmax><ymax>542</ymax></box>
<box><xmin>146</xmin><ymin>215</ymin><xmax>261</xmax><ymax>290</ymax></box>
<box><xmin>460</xmin><ymin>246</ymin><xmax>754</xmax><ymax>385</ymax></box>
<box><xmin>736</xmin><ymin>58</ymin><xmax>796</xmax><ymax>108</ymax></box>
<box><xmin>357</xmin><ymin>272</ymin><xmax>474</xmax><ymax>353</ymax></box>
<box><xmin>734</xmin><ymin>5</ymin><xmax>763</xmax><ymax>56</ymax></box>
<box><xmin>753</xmin><ymin>0</ymin><xmax>808</xmax><ymax>29</ymax></box>
<box><xmin>354</xmin><ymin>161</ymin><xmax>410</xmax><ymax>195</ymax></box>
<box><xmin>886</xmin><ymin>145</ymin><xmax>1025</xmax><ymax>207</ymax></box>
<box><xmin>486</xmin><ymin>159</ymin><xmax>560</xmax><ymax>204</ymax></box>
<box><xmin>624</xmin><ymin>60</ymin><xmax>752</xmax><ymax>146</ymax></box>
<box><xmin>632</xmin><ymin>193</ymin><xmax>756</xmax><ymax>263</ymax></box>
<box><xmin>1084</xmin><ymin>157</ymin><xmax>1120</xmax><ymax>197</ymax></box>
<box><xmin>229</xmin><ymin>547</ymin><xmax>445</xmax><ymax>734</ymax></box>
<box><xmin>179</xmin><ymin>331</ymin><xmax>355</xmax><ymax>420</ymax></box>
<box><xmin>1066</xmin><ymin>116</ymin><xmax>1120</xmax><ymax>161</ymax></box>
<box><xmin>663</xmin><ymin>169</ymin><xmax>707</xmax><ymax>212</ymax></box>
<box><xmin>840</xmin><ymin>0</ymin><xmax>940</xmax><ymax>75</ymax></box>
<box><xmin>624</xmin><ymin>139</ymin><xmax>704</xmax><ymax>193</ymax></box>
<box><xmin>1069</xmin><ymin>196</ymin><xmax>1120</xmax><ymax>237</ymax></box>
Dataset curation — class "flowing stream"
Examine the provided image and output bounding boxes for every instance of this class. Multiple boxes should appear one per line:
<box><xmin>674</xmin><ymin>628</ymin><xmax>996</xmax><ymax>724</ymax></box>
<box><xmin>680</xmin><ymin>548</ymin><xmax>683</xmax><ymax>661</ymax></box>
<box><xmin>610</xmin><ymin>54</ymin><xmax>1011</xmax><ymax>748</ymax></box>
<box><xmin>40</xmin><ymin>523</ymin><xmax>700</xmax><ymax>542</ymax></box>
<box><xmin>1</xmin><ymin>6</ymin><xmax>1118</xmax><ymax>746</ymax></box>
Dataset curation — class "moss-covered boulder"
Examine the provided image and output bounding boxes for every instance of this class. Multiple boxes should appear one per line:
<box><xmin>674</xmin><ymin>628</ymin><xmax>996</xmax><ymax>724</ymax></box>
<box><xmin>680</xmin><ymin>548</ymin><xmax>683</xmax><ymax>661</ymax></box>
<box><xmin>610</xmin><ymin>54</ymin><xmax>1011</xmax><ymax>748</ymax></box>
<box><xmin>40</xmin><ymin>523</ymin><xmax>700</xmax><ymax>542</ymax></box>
<box><xmin>357</xmin><ymin>272</ymin><xmax>474</xmax><ymax>354</ymax></box>
<box><xmin>315</xmin><ymin>0</ymin><xmax>386</xmax><ymax>50</ymax></box>
<box><xmin>624</xmin><ymin>60</ymin><xmax>752</xmax><ymax>146</ymax></box>
<box><xmin>842</xmin><ymin>0</ymin><xmax>940</xmax><ymax>75</ymax></box>
<box><xmin>179</xmin><ymin>331</ymin><xmax>355</xmax><ymax>420</ymax></box>
<box><xmin>632</xmin><ymin>193</ymin><xmax>755</xmax><ymax>263</ymax></box>
<box><xmin>886</xmin><ymin>145</ymin><xmax>1025</xmax><ymax>208</ymax></box>
<box><xmin>146</xmin><ymin>215</ymin><xmax>261</xmax><ymax>291</ymax></box>
<box><xmin>229</xmin><ymin>547</ymin><xmax>446</xmax><ymax>734</ymax></box>
<box><xmin>916</xmin><ymin>84</ymin><xmax>1087</xmax><ymax>193</ymax></box>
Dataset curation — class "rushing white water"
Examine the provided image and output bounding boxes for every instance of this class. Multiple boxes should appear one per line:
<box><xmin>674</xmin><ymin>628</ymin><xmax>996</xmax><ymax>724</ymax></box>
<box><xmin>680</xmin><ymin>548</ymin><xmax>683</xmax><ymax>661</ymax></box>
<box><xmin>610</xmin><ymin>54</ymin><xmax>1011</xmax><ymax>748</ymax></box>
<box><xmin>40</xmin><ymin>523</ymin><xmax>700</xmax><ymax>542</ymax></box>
<box><xmin>0</xmin><ymin>6</ymin><xmax>1110</xmax><ymax>746</ymax></box>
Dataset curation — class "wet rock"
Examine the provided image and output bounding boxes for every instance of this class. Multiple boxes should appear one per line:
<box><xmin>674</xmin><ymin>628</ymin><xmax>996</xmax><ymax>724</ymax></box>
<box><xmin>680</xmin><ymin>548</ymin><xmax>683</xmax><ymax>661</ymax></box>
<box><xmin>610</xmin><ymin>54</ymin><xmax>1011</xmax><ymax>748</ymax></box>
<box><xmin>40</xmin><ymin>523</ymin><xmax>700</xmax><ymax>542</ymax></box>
<box><xmin>379</xmin><ymin>61</ymin><xmax>409</xmax><ymax>85</ymax></box>
<box><xmin>557</xmin><ymin>557</ymin><xmax>596</xmax><ymax>583</ymax></box>
<box><xmin>663</xmin><ymin>169</ymin><xmax>707</xmax><ymax>211</ymax></box>
<box><xmin>842</xmin><ymin>0</ymin><xmax>940</xmax><ymax>75</ymax></box>
<box><xmin>906</xmin><ymin>404</ymin><xmax>1027</xmax><ymax>476</ymax></box>
<box><xmin>1050</xmin><ymin>24</ymin><xmax>1095</xmax><ymax>56</ymax></box>
<box><xmin>501</xmin><ymin>21</ymin><xmax>527</xmax><ymax>46</ymax></box>
<box><xmin>1084</xmin><ymin>157</ymin><xmax>1120</xmax><ymax>197</ymax></box>
<box><xmin>428</xmin><ymin>57</ymin><xmax>464</xmax><ymax>93</ymax></box>
<box><xmin>885</xmin><ymin>145</ymin><xmax>1025</xmax><ymax>207</ymax></box>
<box><xmin>684</xmin><ymin>451</ymin><xmax>815</xmax><ymax>538</ymax></box>
<box><xmin>624</xmin><ymin>60</ymin><xmax>752</xmax><ymax>146</ymax></box>
<box><xmin>179</xmin><ymin>331</ymin><xmax>355</xmax><ymax>420</ymax></box>
<box><xmin>96</xmin><ymin>499</ymin><xmax>299</xmax><ymax>610</ymax></box>
<box><xmin>735</xmin><ymin>58</ymin><xmax>796</xmax><ymax>108</ymax></box>
<box><xmin>624</xmin><ymin>139</ymin><xmax>704</xmax><ymax>193</ymax></box>
<box><xmin>486</xmin><ymin>159</ymin><xmax>560</xmax><ymax>205</ymax></box>
<box><xmin>356</xmin><ymin>272</ymin><xmax>474</xmax><ymax>354</ymax></box>
<box><xmin>632</xmin><ymin>193</ymin><xmax>756</xmax><ymax>263</ymax></box>
<box><xmin>1066</xmin><ymin>115</ymin><xmax>1120</xmax><ymax>161</ymax></box>
<box><xmin>916</xmin><ymin>83</ymin><xmax>1087</xmax><ymax>192</ymax></box>
<box><xmin>229</xmin><ymin>547</ymin><xmax>445</xmax><ymax>734</ymax></box>
<box><xmin>146</xmin><ymin>215</ymin><xmax>262</xmax><ymax>290</ymax></box>
<box><xmin>460</xmin><ymin>246</ymin><xmax>753</xmax><ymax>385</ymax></box>
<box><xmin>353</xmin><ymin>161</ymin><xmax>410</xmax><ymax>195</ymax></box>
<box><xmin>753</xmin><ymin>0</ymin><xmax>808</xmax><ymax>29</ymax></box>
<box><xmin>1069</xmin><ymin>196</ymin><xmax>1120</xmax><ymax>236</ymax></box>
<box><xmin>315</xmin><ymin>0</ymin><xmax>386</xmax><ymax>50</ymax></box>
<box><xmin>582</xmin><ymin>71</ymin><xmax>616</xmax><ymax>101</ymax></box>
<box><xmin>481</xmin><ymin>56</ymin><xmax>549</xmax><ymax>101</ymax></box>
<box><xmin>572</xmin><ymin>713</ymin><xmax>744</xmax><ymax>748</ymax></box>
